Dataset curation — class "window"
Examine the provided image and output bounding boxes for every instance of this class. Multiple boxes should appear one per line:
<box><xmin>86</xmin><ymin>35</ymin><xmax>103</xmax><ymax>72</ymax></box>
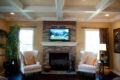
<box><xmin>85</xmin><ymin>29</ymin><xmax>100</xmax><ymax>53</ymax></box>
<box><xmin>19</xmin><ymin>28</ymin><xmax>34</xmax><ymax>51</ymax></box>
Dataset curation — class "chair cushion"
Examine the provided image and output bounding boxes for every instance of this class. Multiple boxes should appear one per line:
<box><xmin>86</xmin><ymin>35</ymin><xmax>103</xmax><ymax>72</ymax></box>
<box><xmin>81</xmin><ymin>53</ymin><xmax>88</xmax><ymax>64</ymax></box>
<box><xmin>78</xmin><ymin>64</ymin><xmax>96</xmax><ymax>73</ymax></box>
<box><xmin>24</xmin><ymin>64</ymin><xmax>41</xmax><ymax>73</ymax></box>
<box><xmin>0</xmin><ymin>76</ymin><xmax>8</xmax><ymax>80</ymax></box>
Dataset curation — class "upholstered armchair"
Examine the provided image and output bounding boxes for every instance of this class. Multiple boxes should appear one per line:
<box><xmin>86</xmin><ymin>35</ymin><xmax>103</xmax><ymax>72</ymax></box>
<box><xmin>20</xmin><ymin>50</ymin><xmax>42</xmax><ymax>74</ymax></box>
<box><xmin>78</xmin><ymin>51</ymin><xmax>97</xmax><ymax>74</ymax></box>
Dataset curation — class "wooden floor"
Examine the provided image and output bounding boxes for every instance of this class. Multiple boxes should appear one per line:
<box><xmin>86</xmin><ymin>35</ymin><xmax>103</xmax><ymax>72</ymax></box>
<box><xmin>23</xmin><ymin>72</ymin><xmax>95</xmax><ymax>80</ymax></box>
<box><xmin>22</xmin><ymin>72</ymin><xmax>118</xmax><ymax>80</ymax></box>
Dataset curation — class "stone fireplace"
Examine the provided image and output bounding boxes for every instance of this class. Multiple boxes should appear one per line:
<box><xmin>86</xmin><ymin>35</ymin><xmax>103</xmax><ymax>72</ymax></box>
<box><xmin>42</xmin><ymin>47</ymin><xmax>76</xmax><ymax>71</ymax></box>
<box><xmin>41</xmin><ymin>21</ymin><xmax>76</xmax><ymax>72</ymax></box>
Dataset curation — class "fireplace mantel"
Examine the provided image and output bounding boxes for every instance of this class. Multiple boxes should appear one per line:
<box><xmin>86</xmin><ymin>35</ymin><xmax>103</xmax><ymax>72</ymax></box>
<box><xmin>40</xmin><ymin>42</ymin><xmax>77</xmax><ymax>46</ymax></box>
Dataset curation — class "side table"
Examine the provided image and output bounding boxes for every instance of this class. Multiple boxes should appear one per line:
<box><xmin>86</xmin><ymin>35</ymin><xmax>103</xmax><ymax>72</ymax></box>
<box><xmin>98</xmin><ymin>60</ymin><xmax>109</xmax><ymax>80</ymax></box>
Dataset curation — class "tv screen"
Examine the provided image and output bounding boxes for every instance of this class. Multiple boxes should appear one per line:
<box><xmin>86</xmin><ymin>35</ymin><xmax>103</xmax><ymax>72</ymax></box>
<box><xmin>49</xmin><ymin>29</ymin><xmax>69</xmax><ymax>41</ymax></box>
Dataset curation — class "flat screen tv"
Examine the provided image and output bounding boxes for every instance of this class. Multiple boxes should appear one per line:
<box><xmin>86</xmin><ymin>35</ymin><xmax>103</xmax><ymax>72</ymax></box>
<box><xmin>49</xmin><ymin>28</ymin><xmax>69</xmax><ymax>41</ymax></box>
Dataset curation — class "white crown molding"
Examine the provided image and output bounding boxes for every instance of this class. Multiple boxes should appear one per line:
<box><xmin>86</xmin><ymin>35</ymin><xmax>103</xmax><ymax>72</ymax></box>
<box><xmin>6</xmin><ymin>17</ymin><xmax>113</xmax><ymax>22</ymax></box>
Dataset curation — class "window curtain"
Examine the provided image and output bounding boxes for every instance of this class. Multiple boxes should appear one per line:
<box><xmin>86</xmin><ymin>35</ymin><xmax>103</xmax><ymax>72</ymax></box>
<box><xmin>99</xmin><ymin>28</ymin><xmax>109</xmax><ymax>66</ymax></box>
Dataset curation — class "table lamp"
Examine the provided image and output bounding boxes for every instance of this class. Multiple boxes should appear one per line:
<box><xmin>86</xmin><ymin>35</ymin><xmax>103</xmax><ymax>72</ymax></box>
<box><xmin>99</xmin><ymin>44</ymin><xmax>106</xmax><ymax>61</ymax></box>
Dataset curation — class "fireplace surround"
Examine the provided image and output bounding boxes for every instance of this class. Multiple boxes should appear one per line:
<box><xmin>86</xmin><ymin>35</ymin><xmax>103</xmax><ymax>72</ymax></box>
<box><xmin>42</xmin><ymin>48</ymin><xmax>75</xmax><ymax>71</ymax></box>
<box><xmin>42</xmin><ymin>21</ymin><xmax>76</xmax><ymax>72</ymax></box>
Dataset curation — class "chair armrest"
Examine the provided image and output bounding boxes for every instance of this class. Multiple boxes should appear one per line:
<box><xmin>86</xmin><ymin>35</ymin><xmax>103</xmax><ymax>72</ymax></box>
<box><xmin>80</xmin><ymin>61</ymin><xmax>85</xmax><ymax>64</ymax></box>
<box><xmin>20</xmin><ymin>62</ymin><xmax>24</xmax><ymax>73</ymax></box>
<box><xmin>94</xmin><ymin>61</ymin><xmax>97</xmax><ymax>66</ymax></box>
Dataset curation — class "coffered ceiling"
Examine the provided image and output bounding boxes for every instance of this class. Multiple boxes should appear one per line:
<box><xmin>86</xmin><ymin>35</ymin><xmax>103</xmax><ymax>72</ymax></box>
<box><xmin>0</xmin><ymin>0</ymin><xmax>120</xmax><ymax>22</ymax></box>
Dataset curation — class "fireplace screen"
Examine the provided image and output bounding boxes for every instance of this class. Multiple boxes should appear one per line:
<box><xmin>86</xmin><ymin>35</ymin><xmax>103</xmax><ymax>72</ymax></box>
<box><xmin>49</xmin><ymin>53</ymin><xmax>69</xmax><ymax>70</ymax></box>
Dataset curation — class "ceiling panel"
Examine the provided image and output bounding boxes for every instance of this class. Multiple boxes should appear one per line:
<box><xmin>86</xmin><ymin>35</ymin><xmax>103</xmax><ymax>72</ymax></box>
<box><xmin>0</xmin><ymin>0</ymin><xmax>11</xmax><ymax>6</ymax></box>
<box><xmin>20</xmin><ymin>0</ymin><xmax>55</xmax><ymax>6</ymax></box>
<box><xmin>0</xmin><ymin>12</ymin><xmax>24</xmax><ymax>18</ymax></box>
<box><xmin>64</xmin><ymin>0</ymin><xmax>101</xmax><ymax>7</ymax></box>
<box><xmin>107</xmin><ymin>0</ymin><xmax>120</xmax><ymax>8</ymax></box>
<box><xmin>93</xmin><ymin>13</ymin><xmax>120</xmax><ymax>19</ymax></box>
<box><xmin>63</xmin><ymin>13</ymin><xmax>88</xmax><ymax>18</ymax></box>
<box><xmin>28</xmin><ymin>12</ymin><xmax>56</xmax><ymax>18</ymax></box>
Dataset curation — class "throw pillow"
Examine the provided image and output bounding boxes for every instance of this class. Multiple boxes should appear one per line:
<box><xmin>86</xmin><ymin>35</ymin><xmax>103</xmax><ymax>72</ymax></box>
<box><xmin>86</xmin><ymin>56</ymin><xmax>94</xmax><ymax>65</ymax></box>
<box><xmin>24</xmin><ymin>52</ymin><xmax>36</xmax><ymax>65</ymax></box>
<box><xmin>91</xmin><ymin>57</ymin><xmax>97</xmax><ymax>65</ymax></box>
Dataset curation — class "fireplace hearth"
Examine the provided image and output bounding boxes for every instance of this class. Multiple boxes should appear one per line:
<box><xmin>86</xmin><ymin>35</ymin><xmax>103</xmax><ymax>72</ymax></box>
<box><xmin>49</xmin><ymin>53</ymin><xmax>69</xmax><ymax>71</ymax></box>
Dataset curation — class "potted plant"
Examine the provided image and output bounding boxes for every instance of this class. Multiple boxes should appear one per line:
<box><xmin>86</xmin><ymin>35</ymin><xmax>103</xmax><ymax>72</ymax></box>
<box><xmin>3</xmin><ymin>24</ymin><xmax>21</xmax><ymax>76</ymax></box>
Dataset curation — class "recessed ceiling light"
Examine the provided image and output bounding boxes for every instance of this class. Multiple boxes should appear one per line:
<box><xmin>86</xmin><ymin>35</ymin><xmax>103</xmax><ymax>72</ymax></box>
<box><xmin>105</xmin><ymin>14</ymin><xmax>110</xmax><ymax>17</ymax></box>
<box><xmin>10</xmin><ymin>12</ymin><xmax>15</xmax><ymax>15</ymax></box>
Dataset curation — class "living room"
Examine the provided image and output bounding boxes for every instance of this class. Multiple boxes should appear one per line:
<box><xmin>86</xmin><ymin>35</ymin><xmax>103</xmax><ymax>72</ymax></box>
<box><xmin>0</xmin><ymin>0</ymin><xmax>120</xmax><ymax>80</ymax></box>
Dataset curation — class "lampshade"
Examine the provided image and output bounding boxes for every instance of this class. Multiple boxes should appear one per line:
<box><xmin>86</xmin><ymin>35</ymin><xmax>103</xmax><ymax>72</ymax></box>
<box><xmin>99</xmin><ymin>44</ymin><xmax>106</xmax><ymax>51</ymax></box>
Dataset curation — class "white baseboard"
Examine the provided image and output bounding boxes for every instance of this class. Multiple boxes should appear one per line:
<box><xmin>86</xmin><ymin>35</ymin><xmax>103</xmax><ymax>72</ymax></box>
<box><xmin>111</xmin><ymin>69</ymin><xmax>120</xmax><ymax>76</ymax></box>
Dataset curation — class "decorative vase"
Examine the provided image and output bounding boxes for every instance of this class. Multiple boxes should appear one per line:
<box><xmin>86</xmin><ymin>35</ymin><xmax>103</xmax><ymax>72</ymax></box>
<box><xmin>104</xmin><ymin>66</ymin><xmax>111</xmax><ymax>75</ymax></box>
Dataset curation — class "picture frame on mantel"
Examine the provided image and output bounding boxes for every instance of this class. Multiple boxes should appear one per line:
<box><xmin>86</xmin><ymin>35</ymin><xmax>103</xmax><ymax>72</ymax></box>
<box><xmin>113</xmin><ymin>28</ymin><xmax>120</xmax><ymax>53</ymax></box>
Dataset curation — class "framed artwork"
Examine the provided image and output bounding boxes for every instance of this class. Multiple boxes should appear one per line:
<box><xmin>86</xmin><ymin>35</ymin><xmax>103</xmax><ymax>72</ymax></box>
<box><xmin>113</xmin><ymin>28</ymin><xmax>120</xmax><ymax>53</ymax></box>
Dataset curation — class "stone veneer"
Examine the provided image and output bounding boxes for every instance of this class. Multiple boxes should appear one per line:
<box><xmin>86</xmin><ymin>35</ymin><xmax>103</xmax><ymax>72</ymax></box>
<box><xmin>42</xmin><ymin>21</ymin><xmax>76</xmax><ymax>71</ymax></box>
<box><xmin>43</xmin><ymin>21</ymin><xmax>76</xmax><ymax>42</ymax></box>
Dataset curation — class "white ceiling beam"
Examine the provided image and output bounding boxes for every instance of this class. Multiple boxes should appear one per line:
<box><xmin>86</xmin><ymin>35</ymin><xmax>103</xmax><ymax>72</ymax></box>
<box><xmin>55</xmin><ymin>0</ymin><xmax>64</xmax><ymax>20</ymax></box>
<box><xmin>6</xmin><ymin>17</ymin><xmax>57</xmax><ymax>21</ymax></box>
<box><xmin>63</xmin><ymin>18</ymin><xmax>112</xmax><ymax>22</ymax></box>
<box><xmin>6</xmin><ymin>17</ymin><xmax>112</xmax><ymax>22</ymax></box>
<box><xmin>0</xmin><ymin>6</ymin><xmax>17</xmax><ymax>12</ymax></box>
<box><xmin>13</xmin><ymin>0</ymin><xmax>24</xmax><ymax>9</ymax></box>
<box><xmin>0</xmin><ymin>6</ymin><xmax>56</xmax><ymax>13</ymax></box>
<box><xmin>64</xmin><ymin>7</ymin><xmax>120</xmax><ymax>13</ymax></box>
<box><xmin>103</xmin><ymin>8</ymin><xmax>120</xmax><ymax>13</ymax></box>
<box><xmin>1</xmin><ymin>6</ymin><xmax>120</xmax><ymax>13</ymax></box>
<box><xmin>7</xmin><ymin>0</ymin><xmax>32</xmax><ymax>20</ymax></box>
<box><xmin>86</xmin><ymin>0</ymin><xmax>115</xmax><ymax>20</ymax></box>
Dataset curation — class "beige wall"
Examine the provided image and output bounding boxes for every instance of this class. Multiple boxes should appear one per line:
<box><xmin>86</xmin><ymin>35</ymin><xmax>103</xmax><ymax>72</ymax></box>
<box><xmin>7</xmin><ymin>21</ymin><xmax>43</xmax><ymax>64</ymax></box>
<box><xmin>6</xmin><ymin>21</ymin><xmax>112</xmax><ymax>69</ymax></box>
<box><xmin>0</xmin><ymin>19</ymin><xmax>119</xmax><ymax>74</ymax></box>
<box><xmin>0</xmin><ymin>19</ymin><xmax>8</xmax><ymax>31</ymax></box>
<box><xmin>6</xmin><ymin>21</ymin><xmax>114</xmax><ymax>70</ymax></box>
<box><xmin>76</xmin><ymin>22</ymin><xmax>111</xmax><ymax>68</ymax></box>
<box><xmin>0</xmin><ymin>19</ymin><xmax>8</xmax><ymax>69</ymax></box>
<box><xmin>110</xmin><ymin>20</ymin><xmax>120</xmax><ymax>74</ymax></box>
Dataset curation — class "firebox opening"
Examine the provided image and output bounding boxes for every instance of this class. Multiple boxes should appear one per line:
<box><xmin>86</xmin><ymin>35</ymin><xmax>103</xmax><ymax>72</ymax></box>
<box><xmin>49</xmin><ymin>53</ymin><xmax>69</xmax><ymax>71</ymax></box>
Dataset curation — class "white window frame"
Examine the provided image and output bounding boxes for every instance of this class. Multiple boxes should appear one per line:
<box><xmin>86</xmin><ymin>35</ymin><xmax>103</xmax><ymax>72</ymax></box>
<box><xmin>85</xmin><ymin>29</ymin><xmax>100</xmax><ymax>54</ymax></box>
<box><xmin>19</xmin><ymin>28</ymin><xmax>34</xmax><ymax>52</ymax></box>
